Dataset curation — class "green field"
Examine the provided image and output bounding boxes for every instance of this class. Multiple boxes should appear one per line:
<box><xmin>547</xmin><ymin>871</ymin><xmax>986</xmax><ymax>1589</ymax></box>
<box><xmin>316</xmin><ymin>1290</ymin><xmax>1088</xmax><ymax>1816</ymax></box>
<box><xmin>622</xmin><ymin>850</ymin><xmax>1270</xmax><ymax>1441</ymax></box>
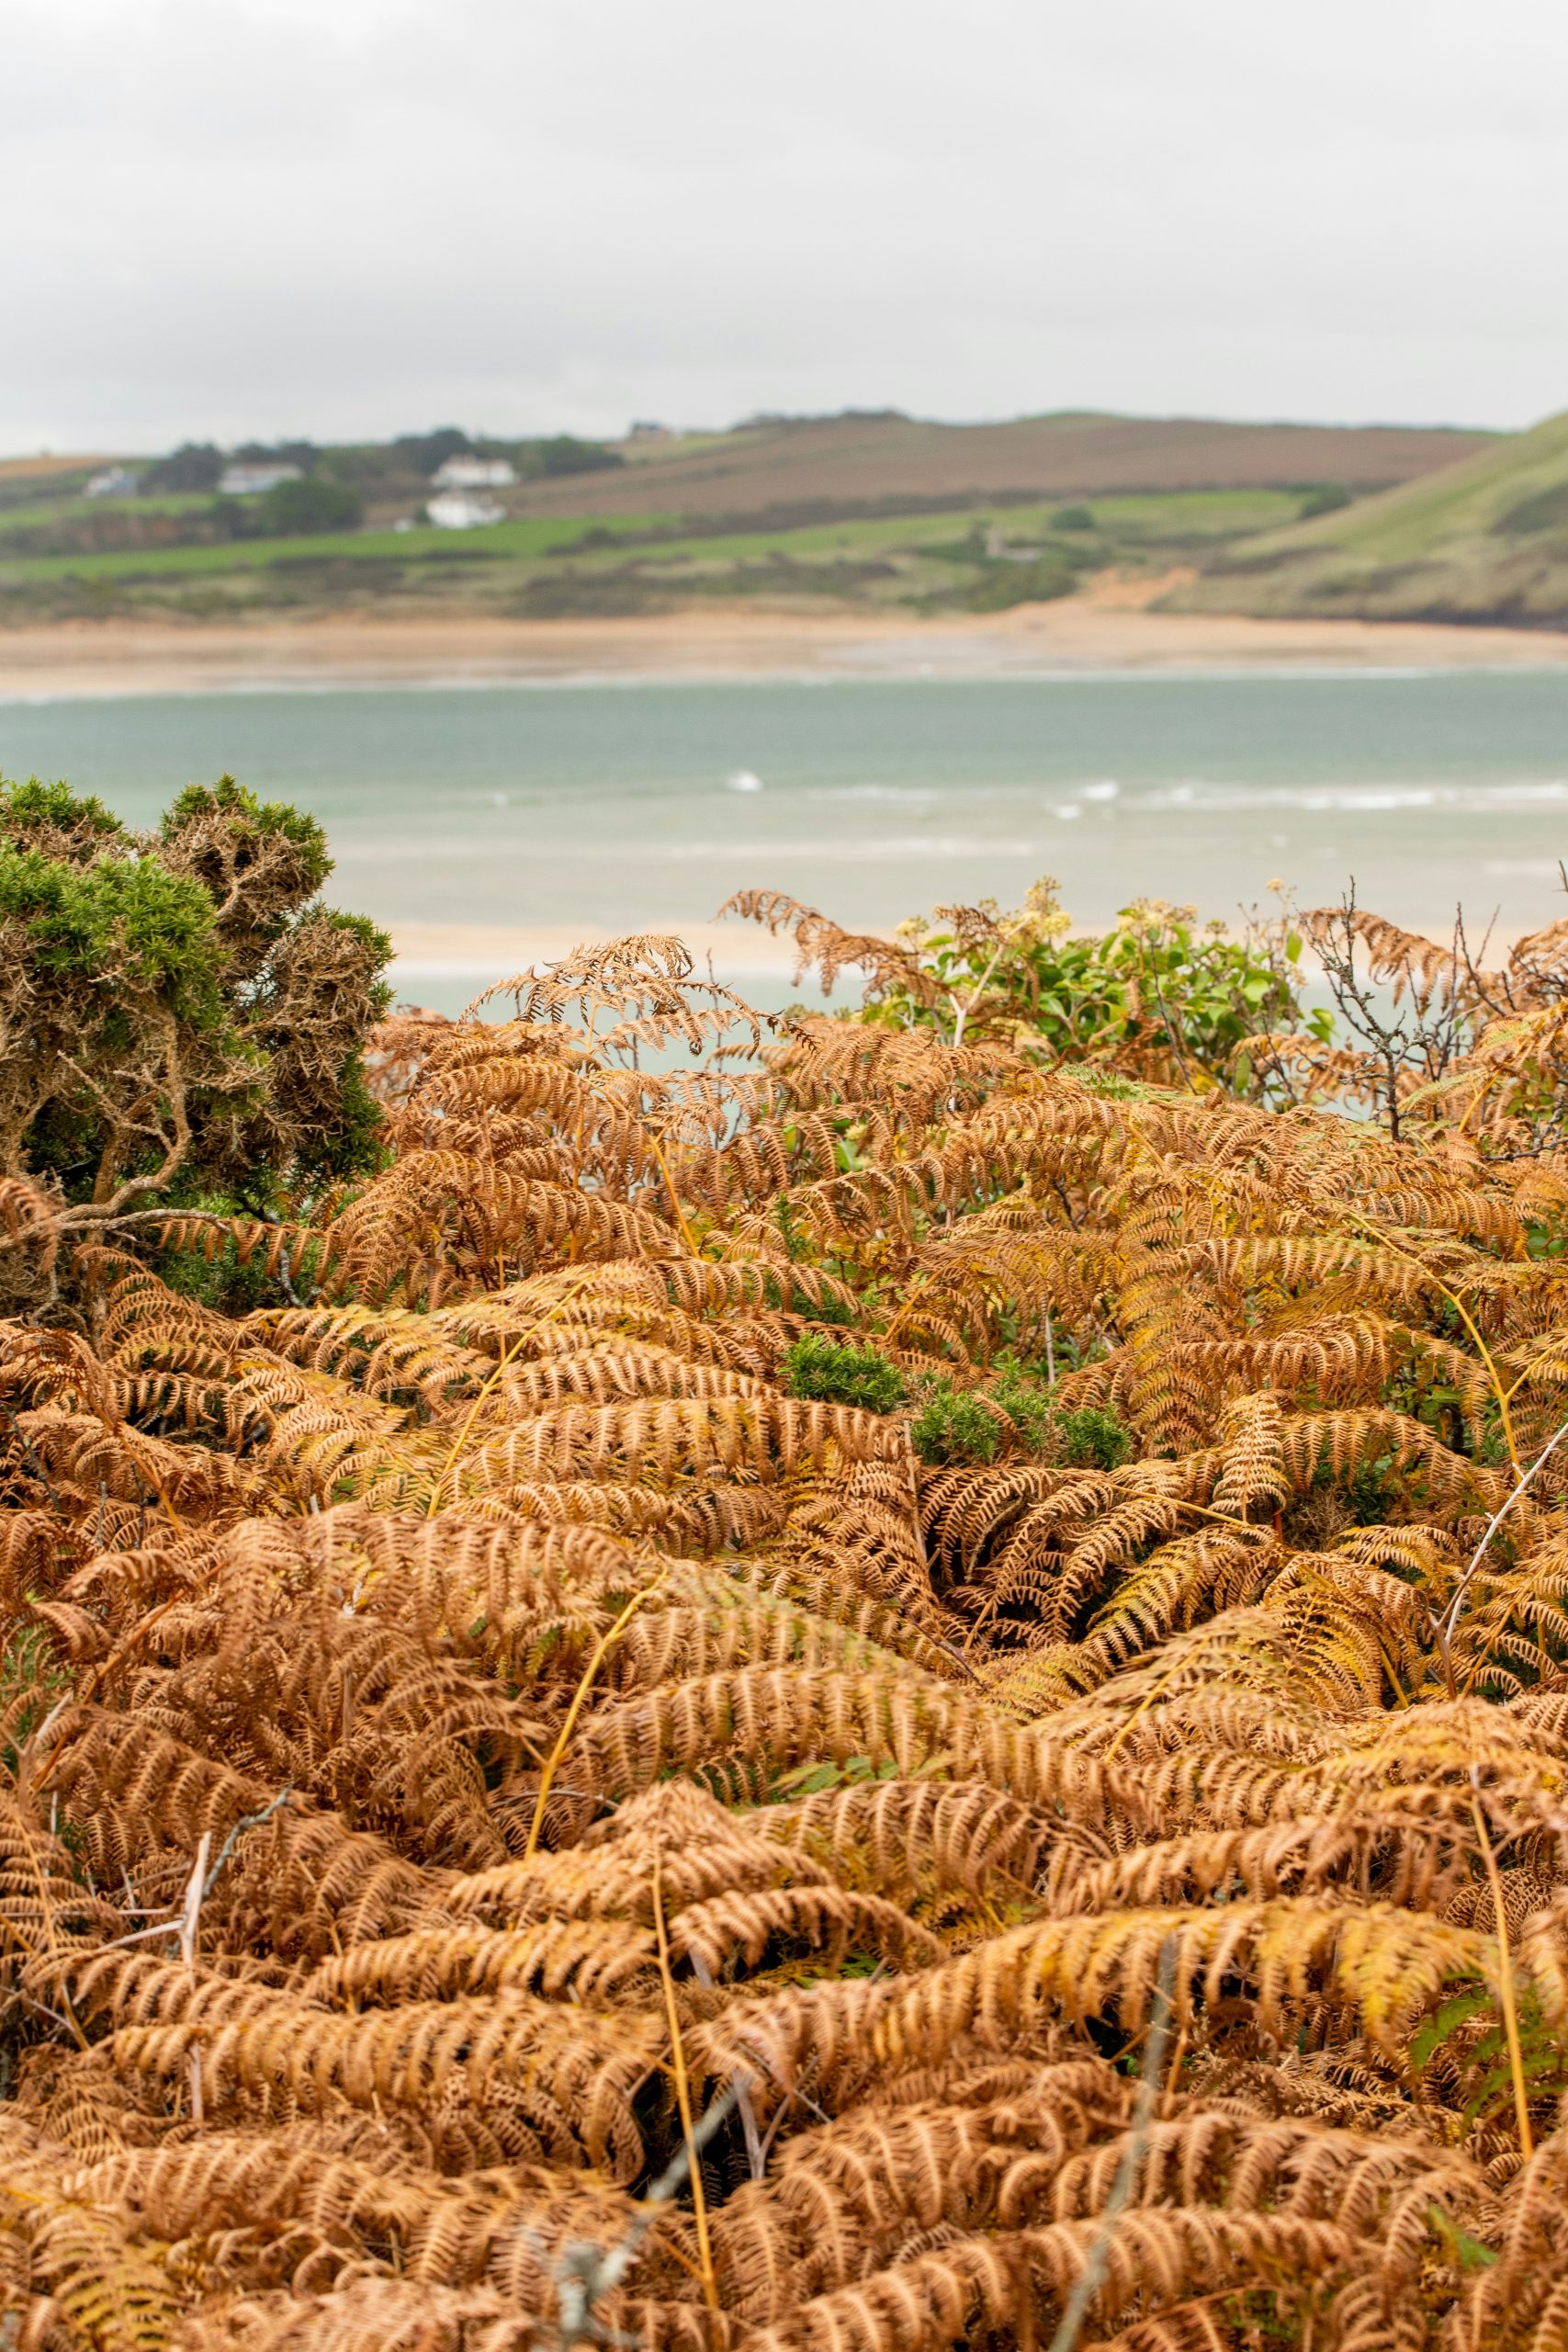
<box><xmin>0</xmin><ymin>511</ymin><xmax>665</xmax><ymax>582</ymax></box>
<box><xmin>0</xmin><ymin>480</ymin><xmax>1322</xmax><ymax>624</ymax></box>
<box><xmin>0</xmin><ymin>406</ymin><xmax>1502</xmax><ymax>627</ymax></box>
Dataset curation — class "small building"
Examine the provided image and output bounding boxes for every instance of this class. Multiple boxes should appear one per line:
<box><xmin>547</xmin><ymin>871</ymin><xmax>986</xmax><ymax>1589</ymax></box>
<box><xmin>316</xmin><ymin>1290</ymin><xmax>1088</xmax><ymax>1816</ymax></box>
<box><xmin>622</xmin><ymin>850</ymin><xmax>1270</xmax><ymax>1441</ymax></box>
<box><xmin>426</xmin><ymin>490</ymin><xmax>505</xmax><ymax>530</ymax></box>
<box><xmin>626</xmin><ymin>421</ymin><xmax>671</xmax><ymax>445</ymax></box>
<box><xmin>431</xmin><ymin>456</ymin><xmax>516</xmax><ymax>490</ymax></box>
<box><xmin>218</xmin><ymin>462</ymin><xmax>302</xmax><ymax>496</ymax></box>
<box><xmin>84</xmin><ymin>465</ymin><xmax>142</xmax><ymax>498</ymax></box>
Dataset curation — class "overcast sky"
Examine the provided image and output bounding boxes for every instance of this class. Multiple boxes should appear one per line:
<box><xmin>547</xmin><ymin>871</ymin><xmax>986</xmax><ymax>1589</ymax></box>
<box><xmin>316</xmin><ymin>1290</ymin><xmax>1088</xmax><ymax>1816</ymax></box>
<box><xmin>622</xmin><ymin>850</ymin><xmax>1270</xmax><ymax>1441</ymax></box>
<box><xmin>8</xmin><ymin>0</ymin><xmax>1568</xmax><ymax>454</ymax></box>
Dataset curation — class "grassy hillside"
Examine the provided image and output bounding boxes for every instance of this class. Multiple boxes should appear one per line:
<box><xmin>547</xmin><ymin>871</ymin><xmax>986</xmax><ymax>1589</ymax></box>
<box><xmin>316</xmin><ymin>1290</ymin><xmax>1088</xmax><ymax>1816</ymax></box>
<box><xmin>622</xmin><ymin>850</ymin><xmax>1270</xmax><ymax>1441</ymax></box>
<box><xmin>0</xmin><ymin>488</ymin><xmax>1324</xmax><ymax>626</ymax></box>
<box><xmin>1172</xmin><ymin>407</ymin><xmax>1568</xmax><ymax>628</ymax></box>
<box><xmin>547</xmin><ymin>407</ymin><xmax>1492</xmax><ymax>517</ymax></box>
<box><xmin>0</xmin><ymin>410</ymin><xmax>1495</xmax><ymax>626</ymax></box>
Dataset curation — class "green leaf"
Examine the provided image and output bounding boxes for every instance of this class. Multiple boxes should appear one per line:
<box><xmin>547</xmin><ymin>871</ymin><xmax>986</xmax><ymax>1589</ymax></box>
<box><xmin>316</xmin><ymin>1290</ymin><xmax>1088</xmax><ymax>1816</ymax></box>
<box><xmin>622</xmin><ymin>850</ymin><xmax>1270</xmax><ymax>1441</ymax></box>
<box><xmin>1427</xmin><ymin>2205</ymin><xmax>1497</xmax><ymax>2271</ymax></box>
<box><xmin>1407</xmin><ymin>1984</ymin><xmax>1492</xmax><ymax>2073</ymax></box>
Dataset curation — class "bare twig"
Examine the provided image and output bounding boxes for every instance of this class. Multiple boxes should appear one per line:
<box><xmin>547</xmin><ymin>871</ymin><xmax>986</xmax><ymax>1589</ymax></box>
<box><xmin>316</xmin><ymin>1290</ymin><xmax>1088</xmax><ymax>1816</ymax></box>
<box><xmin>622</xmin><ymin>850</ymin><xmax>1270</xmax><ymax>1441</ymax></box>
<box><xmin>179</xmin><ymin>1830</ymin><xmax>212</xmax><ymax>2124</ymax></box>
<box><xmin>1047</xmin><ymin>1934</ymin><xmax>1178</xmax><ymax>2352</ymax></box>
<box><xmin>687</xmin><ymin>1948</ymin><xmax>765</xmax><ymax>2179</ymax></box>
<box><xmin>99</xmin><ymin>1788</ymin><xmax>293</xmax><ymax>1955</ymax></box>
<box><xmin>528</xmin><ymin>2080</ymin><xmax>744</xmax><ymax>2346</ymax></box>
<box><xmin>200</xmin><ymin>1786</ymin><xmax>293</xmax><ymax>1902</ymax></box>
<box><xmin>1437</xmin><ymin>1418</ymin><xmax>1568</xmax><ymax>1696</ymax></box>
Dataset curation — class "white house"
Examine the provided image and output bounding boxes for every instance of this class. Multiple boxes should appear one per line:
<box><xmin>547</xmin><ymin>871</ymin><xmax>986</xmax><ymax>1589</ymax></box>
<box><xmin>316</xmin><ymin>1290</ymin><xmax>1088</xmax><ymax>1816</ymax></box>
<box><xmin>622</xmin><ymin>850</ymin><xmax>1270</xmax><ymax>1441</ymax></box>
<box><xmin>431</xmin><ymin>456</ymin><xmax>515</xmax><ymax>491</ymax></box>
<box><xmin>84</xmin><ymin>465</ymin><xmax>142</xmax><ymax>498</ymax></box>
<box><xmin>426</xmin><ymin>490</ymin><xmax>505</xmax><ymax>530</ymax></box>
<box><xmin>218</xmin><ymin>462</ymin><xmax>302</xmax><ymax>496</ymax></box>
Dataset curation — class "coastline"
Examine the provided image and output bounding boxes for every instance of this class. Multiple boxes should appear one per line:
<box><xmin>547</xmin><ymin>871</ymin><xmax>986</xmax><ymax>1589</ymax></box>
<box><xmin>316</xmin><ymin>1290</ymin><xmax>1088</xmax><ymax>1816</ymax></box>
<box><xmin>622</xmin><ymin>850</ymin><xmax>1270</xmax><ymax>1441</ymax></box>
<box><xmin>386</xmin><ymin>914</ymin><xmax>1539</xmax><ymax>999</ymax></box>
<box><xmin>6</xmin><ymin>596</ymin><xmax>1568</xmax><ymax>699</ymax></box>
<box><xmin>389</xmin><ymin>919</ymin><xmax>814</xmax><ymax>997</ymax></box>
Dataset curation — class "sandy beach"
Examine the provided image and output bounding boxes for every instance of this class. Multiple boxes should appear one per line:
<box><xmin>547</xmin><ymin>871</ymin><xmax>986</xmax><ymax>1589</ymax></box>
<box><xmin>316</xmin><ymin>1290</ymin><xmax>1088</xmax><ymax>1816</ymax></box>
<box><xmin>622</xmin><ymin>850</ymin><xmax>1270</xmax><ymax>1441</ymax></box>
<box><xmin>384</xmin><ymin>912</ymin><xmax>1543</xmax><ymax>1000</ymax></box>
<box><xmin>388</xmin><ymin>918</ymin><xmax>822</xmax><ymax>993</ymax></box>
<box><xmin>5</xmin><ymin>595</ymin><xmax>1568</xmax><ymax>700</ymax></box>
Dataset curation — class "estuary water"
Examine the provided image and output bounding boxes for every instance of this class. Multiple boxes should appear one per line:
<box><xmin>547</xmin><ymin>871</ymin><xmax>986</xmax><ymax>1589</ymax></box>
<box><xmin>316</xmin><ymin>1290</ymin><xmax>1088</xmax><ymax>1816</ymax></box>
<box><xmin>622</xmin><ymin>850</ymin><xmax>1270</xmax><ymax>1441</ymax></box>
<box><xmin>5</xmin><ymin>669</ymin><xmax>1568</xmax><ymax>1012</ymax></box>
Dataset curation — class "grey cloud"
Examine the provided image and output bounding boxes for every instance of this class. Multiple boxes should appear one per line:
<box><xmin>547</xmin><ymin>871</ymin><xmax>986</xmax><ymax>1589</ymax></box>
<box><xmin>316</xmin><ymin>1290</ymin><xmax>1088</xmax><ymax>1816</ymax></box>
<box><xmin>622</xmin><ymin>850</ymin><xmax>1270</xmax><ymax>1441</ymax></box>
<box><xmin>6</xmin><ymin>0</ymin><xmax>1567</xmax><ymax>451</ymax></box>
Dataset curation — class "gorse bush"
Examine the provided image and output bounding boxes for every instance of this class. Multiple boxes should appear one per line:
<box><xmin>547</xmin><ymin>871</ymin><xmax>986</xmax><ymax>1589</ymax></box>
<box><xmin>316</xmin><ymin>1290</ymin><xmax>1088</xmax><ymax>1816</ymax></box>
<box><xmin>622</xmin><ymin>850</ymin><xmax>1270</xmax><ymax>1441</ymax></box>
<box><xmin>910</xmin><ymin>1370</ymin><xmax>1126</xmax><ymax>1468</ymax></box>
<box><xmin>910</xmin><ymin>1360</ymin><xmax>1055</xmax><ymax>1464</ymax></box>
<box><xmin>783</xmin><ymin>1329</ymin><xmax>905</xmax><ymax>1411</ymax></box>
<box><xmin>3</xmin><ymin>812</ymin><xmax>1568</xmax><ymax>2348</ymax></box>
<box><xmin>1055</xmin><ymin>1401</ymin><xmax>1133</xmax><ymax>1468</ymax></box>
<box><xmin>910</xmin><ymin>1376</ymin><xmax>1007</xmax><ymax>1464</ymax></box>
<box><xmin>987</xmin><ymin>1356</ymin><xmax>1055</xmax><ymax>1452</ymax></box>
<box><xmin>0</xmin><ymin>773</ymin><xmax>390</xmax><ymax>1303</ymax></box>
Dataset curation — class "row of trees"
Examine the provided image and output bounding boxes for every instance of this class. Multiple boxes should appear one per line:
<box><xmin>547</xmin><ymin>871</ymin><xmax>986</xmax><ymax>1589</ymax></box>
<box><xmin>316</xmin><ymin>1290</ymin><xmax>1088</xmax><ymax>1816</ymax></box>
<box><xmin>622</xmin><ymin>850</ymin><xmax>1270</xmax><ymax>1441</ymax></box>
<box><xmin>141</xmin><ymin>428</ymin><xmax>625</xmax><ymax>501</ymax></box>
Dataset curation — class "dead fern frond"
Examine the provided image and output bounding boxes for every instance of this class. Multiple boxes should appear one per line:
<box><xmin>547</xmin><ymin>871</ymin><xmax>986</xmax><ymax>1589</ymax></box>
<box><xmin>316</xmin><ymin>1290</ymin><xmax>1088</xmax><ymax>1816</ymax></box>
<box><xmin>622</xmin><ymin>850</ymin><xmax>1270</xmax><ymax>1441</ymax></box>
<box><xmin>6</xmin><ymin>889</ymin><xmax>1568</xmax><ymax>2351</ymax></box>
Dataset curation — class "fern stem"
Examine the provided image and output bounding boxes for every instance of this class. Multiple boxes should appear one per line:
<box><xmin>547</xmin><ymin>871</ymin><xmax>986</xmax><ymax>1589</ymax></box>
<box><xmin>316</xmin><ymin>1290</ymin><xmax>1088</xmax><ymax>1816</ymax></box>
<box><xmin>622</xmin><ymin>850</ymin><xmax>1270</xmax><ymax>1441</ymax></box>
<box><xmin>421</xmin><ymin>1329</ymin><xmax>528</xmax><ymax>1517</ymax></box>
<box><xmin>522</xmin><ymin>1572</ymin><xmax>664</xmax><ymax>1863</ymax></box>
<box><xmin>1176</xmin><ymin>1499</ymin><xmax>1269</xmax><ymax>1535</ymax></box>
<box><xmin>688</xmin><ymin>1948</ymin><xmax>766</xmax><ymax>2177</ymax></box>
<box><xmin>878</xmin><ymin>1270</ymin><xmax>932</xmax><ymax>1347</ymax></box>
<box><xmin>421</xmin><ymin>1270</ymin><xmax>597</xmax><ymax>1516</ymax></box>
<box><xmin>1100</xmin><ymin>1618</ymin><xmax>1239</xmax><ymax>1765</ymax></box>
<box><xmin>644</xmin><ymin>1125</ymin><xmax>699</xmax><ymax>1255</ymax></box>
<box><xmin>1340</xmin><ymin>1211</ymin><xmax>1520</xmax><ymax>1476</ymax></box>
<box><xmin>1469</xmin><ymin>1774</ymin><xmax>1535</xmax><ymax>2161</ymax></box>
<box><xmin>650</xmin><ymin>1852</ymin><xmax>720</xmax><ymax>2313</ymax></box>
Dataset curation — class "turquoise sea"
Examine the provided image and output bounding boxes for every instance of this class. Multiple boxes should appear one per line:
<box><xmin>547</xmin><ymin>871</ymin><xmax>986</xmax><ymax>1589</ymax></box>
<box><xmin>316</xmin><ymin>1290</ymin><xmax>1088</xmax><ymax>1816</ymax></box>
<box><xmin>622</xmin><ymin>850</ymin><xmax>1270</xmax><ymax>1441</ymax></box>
<box><xmin>5</xmin><ymin>671</ymin><xmax>1568</xmax><ymax>1011</ymax></box>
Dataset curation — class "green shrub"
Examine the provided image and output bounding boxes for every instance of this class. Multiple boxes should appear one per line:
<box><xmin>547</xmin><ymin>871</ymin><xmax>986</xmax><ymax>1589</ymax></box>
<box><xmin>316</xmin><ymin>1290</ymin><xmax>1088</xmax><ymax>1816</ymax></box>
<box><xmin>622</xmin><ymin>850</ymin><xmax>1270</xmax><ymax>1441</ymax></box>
<box><xmin>1296</xmin><ymin>482</ymin><xmax>1352</xmax><ymax>520</ymax></box>
<box><xmin>252</xmin><ymin>476</ymin><xmax>363</xmax><ymax>536</ymax></box>
<box><xmin>1057</xmin><ymin>1406</ymin><xmax>1132</xmax><ymax>1469</ymax></box>
<box><xmin>783</xmin><ymin>1333</ymin><xmax>904</xmax><ymax>1413</ymax></box>
<box><xmin>141</xmin><ymin>441</ymin><xmax>224</xmax><ymax>493</ymax></box>
<box><xmin>911</xmin><ymin>1382</ymin><xmax>1001</xmax><ymax>1465</ymax></box>
<box><xmin>866</xmin><ymin>876</ymin><xmax>1331</xmax><ymax>1101</ymax></box>
<box><xmin>1050</xmin><ymin>504</ymin><xmax>1096</xmax><ymax>530</ymax></box>
<box><xmin>911</xmin><ymin>1360</ymin><xmax>1054</xmax><ymax>1465</ymax></box>
<box><xmin>0</xmin><ymin>772</ymin><xmax>391</xmax><ymax>1229</ymax></box>
<box><xmin>988</xmin><ymin>1360</ymin><xmax>1053</xmax><ymax>1453</ymax></box>
<box><xmin>392</xmin><ymin>426</ymin><xmax>474</xmax><ymax>477</ymax></box>
<box><xmin>534</xmin><ymin>435</ymin><xmax>626</xmax><ymax>478</ymax></box>
<box><xmin>960</xmin><ymin>555</ymin><xmax>1077</xmax><ymax>612</ymax></box>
